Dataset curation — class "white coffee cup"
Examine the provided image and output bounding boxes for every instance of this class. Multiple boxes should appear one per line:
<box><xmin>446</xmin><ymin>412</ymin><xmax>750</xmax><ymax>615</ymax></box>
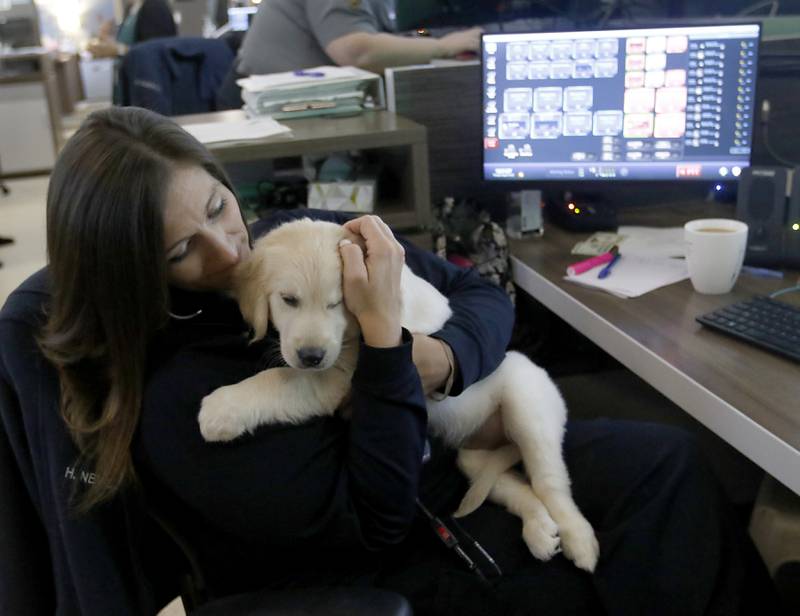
<box><xmin>684</xmin><ymin>218</ymin><xmax>749</xmax><ymax>294</ymax></box>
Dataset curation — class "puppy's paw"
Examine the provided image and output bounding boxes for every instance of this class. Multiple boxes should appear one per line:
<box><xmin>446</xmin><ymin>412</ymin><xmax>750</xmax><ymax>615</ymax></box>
<box><xmin>522</xmin><ymin>515</ymin><xmax>561</xmax><ymax>562</ymax></box>
<box><xmin>198</xmin><ymin>387</ymin><xmax>249</xmax><ymax>442</ymax></box>
<box><xmin>559</xmin><ymin>517</ymin><xmax>600</xmax><ymax>572</ymax></box>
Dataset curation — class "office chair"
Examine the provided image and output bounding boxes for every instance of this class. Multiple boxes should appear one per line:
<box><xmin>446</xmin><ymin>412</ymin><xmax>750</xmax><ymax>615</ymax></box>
<box><xmin>117</xmin><ymin>37</ymin><xmax>234</xmax><ymax>116</ymax></box>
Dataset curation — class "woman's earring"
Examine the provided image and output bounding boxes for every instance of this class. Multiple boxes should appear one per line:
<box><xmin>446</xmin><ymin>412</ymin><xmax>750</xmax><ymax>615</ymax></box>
<box><xmin>168</xmin><ymin>309</ymin><xmax>203</xmax><ymax>320</ymax></box>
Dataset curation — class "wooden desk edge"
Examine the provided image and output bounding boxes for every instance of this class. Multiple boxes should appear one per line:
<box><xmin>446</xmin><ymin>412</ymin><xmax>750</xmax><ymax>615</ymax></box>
<box><xmin>512</xmin><ymin>256</ymin><xmax>800</xmax><ymax>496</ymax></box>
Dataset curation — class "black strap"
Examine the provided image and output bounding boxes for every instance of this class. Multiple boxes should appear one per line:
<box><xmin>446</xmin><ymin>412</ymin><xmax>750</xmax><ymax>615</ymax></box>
<box><xmin>415</xmin><ymin>498</ymin><xmax>502</xmax><ymax>581</ymax></box>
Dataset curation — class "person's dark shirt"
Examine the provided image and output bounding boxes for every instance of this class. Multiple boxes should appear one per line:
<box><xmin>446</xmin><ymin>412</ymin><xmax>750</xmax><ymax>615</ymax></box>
<box><xmin>133</xmin><ymin>208</ymin><xmax>514</xmax><ymax>594</ymax></box>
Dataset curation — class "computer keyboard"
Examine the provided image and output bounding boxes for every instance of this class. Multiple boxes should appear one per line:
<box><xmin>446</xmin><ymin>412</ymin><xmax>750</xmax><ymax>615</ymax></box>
<box><xmin>697</xmin><ymin>296</ymin><xmax>800</xmax><ymax>363</ymax></box>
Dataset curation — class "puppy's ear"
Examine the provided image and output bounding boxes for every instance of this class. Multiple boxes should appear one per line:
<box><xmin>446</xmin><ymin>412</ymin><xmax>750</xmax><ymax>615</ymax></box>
<box><xmin>232</xmin><ymin>257</ymin><xmax>270</xmax><ymax>342</ymax></box>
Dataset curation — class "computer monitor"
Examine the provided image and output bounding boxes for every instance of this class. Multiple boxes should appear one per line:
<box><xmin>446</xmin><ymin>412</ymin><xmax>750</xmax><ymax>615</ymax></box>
<box><xmin>482</xmin><ymin>23</ymin><xmax>761</xmax><ymax>183</ymax></box>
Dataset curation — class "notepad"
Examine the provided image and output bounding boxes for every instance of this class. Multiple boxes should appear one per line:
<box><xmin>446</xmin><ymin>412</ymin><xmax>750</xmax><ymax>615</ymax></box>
<box><xmin>183</xmin><ymin>117</ymin><xmax>292</xmax><ymax>145</ymax></box>
<box><xmin>564</xmin><ymin>255</ymin><xmax>689</xmax><ymax>298</ymax></box>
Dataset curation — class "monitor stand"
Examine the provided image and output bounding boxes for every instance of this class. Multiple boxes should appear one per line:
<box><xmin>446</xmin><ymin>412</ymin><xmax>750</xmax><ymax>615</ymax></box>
<box><xmin>543</xmin><ymin>191</ymin><xmax>618</xmax><ymax>232</ymax></box>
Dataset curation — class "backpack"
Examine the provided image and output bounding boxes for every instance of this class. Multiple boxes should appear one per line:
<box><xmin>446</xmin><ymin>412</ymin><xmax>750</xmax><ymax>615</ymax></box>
<box><xmin>431</xmin><ymin>197</ymin><xmax>516</xmax><ymax>304</ymax></box>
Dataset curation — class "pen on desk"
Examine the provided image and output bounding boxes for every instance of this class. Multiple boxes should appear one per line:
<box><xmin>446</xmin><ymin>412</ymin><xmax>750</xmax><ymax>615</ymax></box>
<box><xmin>566</xmin><ymin>245</ymin><xmax>618</xmax><ymax>276</ymax></box>
<box><xmin>597</xmin><ymin>253</ymin><xmax>621</xmax><ymax>279</ymax></box>
<box><xmin>741</xmin><ymin>265</ymin><xmax>784</xmax><ymax>279</ymax></box>
<box><xmin>293</xmin><ymin>70</ymin><xmax>325</xmax><ymax>77</ymax></box>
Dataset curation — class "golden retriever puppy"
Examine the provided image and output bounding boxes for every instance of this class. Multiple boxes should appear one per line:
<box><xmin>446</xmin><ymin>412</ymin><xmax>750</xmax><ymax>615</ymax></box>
<box><xmin>198</xmin><ymin>218</ymin><xmax>599</xmax><ymax>571</ymax></box>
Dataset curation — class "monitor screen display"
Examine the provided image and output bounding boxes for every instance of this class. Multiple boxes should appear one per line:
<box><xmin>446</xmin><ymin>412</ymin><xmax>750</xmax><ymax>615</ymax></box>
<box><xmin>482</xmin><ymin>23</ymin><xmax>761</xmax><ymax>182</ymax></box>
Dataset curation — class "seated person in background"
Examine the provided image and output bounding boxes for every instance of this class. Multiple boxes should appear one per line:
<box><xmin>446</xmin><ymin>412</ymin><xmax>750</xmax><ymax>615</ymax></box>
<box><xmin>86</xmin><ymin>0</ymin><xmax>176</xmax><ymax>59</ymax></box>
<box><xmin>216</xmin><ymin>0</ymin><xmax>482</xmax><ymax>109</ymax></box>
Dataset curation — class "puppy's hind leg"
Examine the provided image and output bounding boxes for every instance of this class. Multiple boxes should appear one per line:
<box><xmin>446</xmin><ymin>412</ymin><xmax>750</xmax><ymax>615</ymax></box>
<box><xmin>497</xmin><ymin>354</ymin><xmax>600</xmax><ymax>572</ymax></box>
<box><xmin>517</xmin><ymin>439</ymin><xmax>599</xmax><ymax>572</ymax></box>
<box><xmin>457</xmin><ymin>449</ymin><xmax>560</xmax><ymax>563</ymax></box>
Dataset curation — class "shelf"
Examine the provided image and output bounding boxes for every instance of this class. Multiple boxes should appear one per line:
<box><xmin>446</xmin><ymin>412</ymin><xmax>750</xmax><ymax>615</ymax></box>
<box><xmin>176</xmin><ymin>110</ymin><xmax>431</xmax><ymax>229</ymax></box>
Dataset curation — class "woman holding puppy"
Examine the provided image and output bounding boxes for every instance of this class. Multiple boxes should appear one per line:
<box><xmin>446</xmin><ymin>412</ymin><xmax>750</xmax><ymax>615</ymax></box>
<box><xmin>0</xmin><ymin>106</ymin><xmax>777</xmax><ymax>615</ymax></box>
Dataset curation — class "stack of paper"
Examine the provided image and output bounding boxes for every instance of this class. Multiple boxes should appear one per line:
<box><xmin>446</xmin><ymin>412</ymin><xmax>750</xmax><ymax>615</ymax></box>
<box><xmin>564</xmin><ymin>255</ymin><xmax>689</xmax><ymax>298</ymax></box>
<box><xmin>183</xmin><ymin>117</ymin><xmax>292</xmax><ymax>145</ymax></box>
<box><xmin>565</xmin><ymin>226</ymin><xmax>689</xmax><ymax>297</ymax></box>
<box><xmin>237</xmin><ymin>66</ymin><xmax>385</xmax><ymax>119</ymax></box>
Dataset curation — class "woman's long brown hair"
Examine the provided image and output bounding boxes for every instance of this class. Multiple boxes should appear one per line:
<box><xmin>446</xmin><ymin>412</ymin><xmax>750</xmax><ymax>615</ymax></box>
<box><xmin>39</xmin><ymin>106</ymin><xmax>238</xmax><ymax>512</ymax></box>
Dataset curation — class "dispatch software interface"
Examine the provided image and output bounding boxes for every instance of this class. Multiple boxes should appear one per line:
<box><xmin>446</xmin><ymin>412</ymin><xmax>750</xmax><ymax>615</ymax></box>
<box><xmin>482</xmin><ymin>24</ymin><xmax>761</xmax><ymax>181</ymax></box>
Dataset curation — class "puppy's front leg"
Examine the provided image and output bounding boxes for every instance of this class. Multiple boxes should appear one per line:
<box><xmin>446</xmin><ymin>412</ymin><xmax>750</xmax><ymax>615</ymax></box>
<box><xmin>199</xmin><ymin>367</ymin><xmax>350</xmax><ymax>442</ymax></box>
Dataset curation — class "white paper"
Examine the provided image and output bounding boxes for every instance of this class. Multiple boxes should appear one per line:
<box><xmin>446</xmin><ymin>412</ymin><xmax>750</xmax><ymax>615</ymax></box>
<box><xmin>564</xmin><ymin>255</ymin><xmax>689</xmax><ymax>298</ymax></box>
<box><xmin>183</xmin><ymin>117</ymin><xmax>291</xmax><ymax>144</ymax></box>
<box><xmin>616</xmin><ymin>226</ymin><xmax>686</xmax><ymax>258</ymax></box>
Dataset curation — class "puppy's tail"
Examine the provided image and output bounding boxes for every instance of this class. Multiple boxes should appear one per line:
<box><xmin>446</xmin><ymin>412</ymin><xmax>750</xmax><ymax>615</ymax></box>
<box><xmin>453</xmin><ymin>444</ymin><xmax>522</xmax><ymax>518</ymax></box>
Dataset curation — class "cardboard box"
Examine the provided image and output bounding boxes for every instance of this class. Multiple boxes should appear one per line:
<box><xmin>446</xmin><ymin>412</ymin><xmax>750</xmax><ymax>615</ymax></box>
<box><xmin>308</xmin><ymin>180</ymin><xmax>375</xmax><ymax>213</ymax></box>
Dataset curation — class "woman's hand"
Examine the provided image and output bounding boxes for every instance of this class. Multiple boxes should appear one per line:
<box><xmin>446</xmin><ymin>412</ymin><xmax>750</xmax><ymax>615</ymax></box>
<box><xmin>339</xmin><ymin>216</ymin><xmax>405</xmax><ymax>348</ymax></box>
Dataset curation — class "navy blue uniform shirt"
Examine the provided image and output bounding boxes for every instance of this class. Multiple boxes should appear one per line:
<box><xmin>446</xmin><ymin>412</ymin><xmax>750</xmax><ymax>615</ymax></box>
<box><xmin>134</xmin><ymin>208</ymin><xmax>514</xmax><ymax>594</ymax></box>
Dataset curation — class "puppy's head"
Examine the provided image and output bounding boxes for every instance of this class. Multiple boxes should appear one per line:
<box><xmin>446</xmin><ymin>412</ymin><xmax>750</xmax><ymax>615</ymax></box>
<box><xmin>233</xmin><ymin>219</ymin><xmax>359</xmax><ymax>371</ymax></box>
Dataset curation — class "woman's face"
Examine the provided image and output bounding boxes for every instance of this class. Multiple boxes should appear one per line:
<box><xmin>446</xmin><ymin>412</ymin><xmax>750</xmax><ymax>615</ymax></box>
<box><xmin>162</xmin><ymin>165</ymin><xmax>251</xmax><ymax>292</ymax></box>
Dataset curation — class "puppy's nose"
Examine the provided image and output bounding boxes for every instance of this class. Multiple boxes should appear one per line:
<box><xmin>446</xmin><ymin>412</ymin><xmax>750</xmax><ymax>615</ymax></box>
<box><xmin>297</xmin><ymin>347</ymin><xmax>326</xmax><ymax>368</ymax></box>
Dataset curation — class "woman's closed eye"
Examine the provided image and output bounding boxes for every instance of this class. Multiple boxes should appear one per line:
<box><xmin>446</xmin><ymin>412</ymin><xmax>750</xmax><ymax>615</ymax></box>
<box><xmin>167</xmin><ymin>196</ymin><xmax>228</xmax><ymax>264</ymax></box>
<box><xmin>168</xmin><ymin>239</ymin><xmax>192</xmax><ymax>264</ymax></box>
<box><xmin>209</xmin><ymin>196</ymin><xmax>227</xmax><ymax>219</ymax></box>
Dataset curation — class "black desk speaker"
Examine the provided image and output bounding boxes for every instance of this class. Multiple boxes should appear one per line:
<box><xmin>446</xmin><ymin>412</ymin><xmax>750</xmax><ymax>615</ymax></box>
<box><xmin>785</xmin><ymin>171</ymin><xmax>800</xmax><ymax>267</ymax></box>
<box><xmin>736</xmin><ymin>166</ymin><xmax>800</xmax><ymax>268</ymax></box>
<box><xmin>736</xmin><ymin>166</ymin><xmax>790</xmax><ymax>265</ymax></box>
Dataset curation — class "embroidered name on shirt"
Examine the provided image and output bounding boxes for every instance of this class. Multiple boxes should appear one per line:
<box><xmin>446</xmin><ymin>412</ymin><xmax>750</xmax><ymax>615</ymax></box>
<box><xmin>64</xmin><ymin>465</ymin><xmax>96</xmax><ymax>484</ymax></box>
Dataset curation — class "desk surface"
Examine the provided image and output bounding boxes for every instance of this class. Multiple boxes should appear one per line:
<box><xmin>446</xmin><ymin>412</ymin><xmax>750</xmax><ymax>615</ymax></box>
<box><xmin>177</xmin><ymin>109</ymin><xmax>427</xmax><ymax>162</ymax></box>
<box><xmin>511</xmin><ymin>203</ymin><xmax>800</xmax><ymax>495</ymax></box>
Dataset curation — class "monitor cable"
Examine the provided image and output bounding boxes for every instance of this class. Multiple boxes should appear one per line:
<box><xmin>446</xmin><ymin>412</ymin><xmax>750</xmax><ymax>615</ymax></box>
<box><xmin>736</xmin><ymin>1</ymin><xmax>780</xmax><ymax>17</ymax></box>
<box><xmin>596</xmin><ymin>0</ymin><xmax>619</xmax><ymax>29</ymax></box>
<box><xmin>770</xmin><ymin>280</ymin><xmax>800</xmax><ymax>298</ymax></box>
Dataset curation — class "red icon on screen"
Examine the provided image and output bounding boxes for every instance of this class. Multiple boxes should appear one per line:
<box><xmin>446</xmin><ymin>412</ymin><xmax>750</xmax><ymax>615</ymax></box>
<box><xmin>676</xmin><ymin>164</ymin><xmax>702</xmax><ymax>177</ymax></box>
<box><xmin>484</xmin><ymin>137</ymin><xmax>499</xmax><ymax>149</ymax></box>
